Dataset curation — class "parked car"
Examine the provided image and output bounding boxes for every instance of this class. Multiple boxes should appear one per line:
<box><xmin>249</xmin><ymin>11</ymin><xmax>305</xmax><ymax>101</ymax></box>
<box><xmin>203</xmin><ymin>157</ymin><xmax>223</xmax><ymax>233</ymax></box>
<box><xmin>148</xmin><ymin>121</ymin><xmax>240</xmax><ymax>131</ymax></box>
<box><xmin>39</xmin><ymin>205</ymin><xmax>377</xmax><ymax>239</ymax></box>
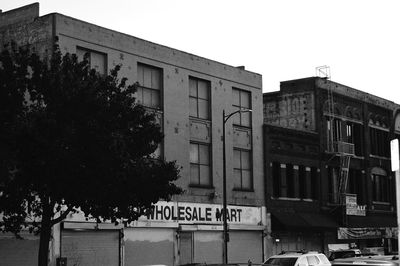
<box><xmin>264</xmin><ymin>251</ymin><xmax>331</xmax><ymax>266</ymax></box>
<box><xmin>331</xmin><ymin>255</ymin><xmax>399</xmax><ymax>266</ymax></box>
<box><xmin>328</xmin><ymin>249</ymin><xmax>362</xmax><ymax>261</ymax></box>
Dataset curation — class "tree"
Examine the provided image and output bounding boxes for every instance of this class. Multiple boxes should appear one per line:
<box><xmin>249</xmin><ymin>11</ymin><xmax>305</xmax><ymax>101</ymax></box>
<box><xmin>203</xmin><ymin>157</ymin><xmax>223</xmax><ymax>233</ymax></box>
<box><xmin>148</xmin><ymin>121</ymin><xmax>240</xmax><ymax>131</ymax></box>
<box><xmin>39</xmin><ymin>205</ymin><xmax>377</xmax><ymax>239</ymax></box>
<box><xmin>0</xmin><ymin>43</ymin><xmax>182</xmax><ymax>266</ymax></box>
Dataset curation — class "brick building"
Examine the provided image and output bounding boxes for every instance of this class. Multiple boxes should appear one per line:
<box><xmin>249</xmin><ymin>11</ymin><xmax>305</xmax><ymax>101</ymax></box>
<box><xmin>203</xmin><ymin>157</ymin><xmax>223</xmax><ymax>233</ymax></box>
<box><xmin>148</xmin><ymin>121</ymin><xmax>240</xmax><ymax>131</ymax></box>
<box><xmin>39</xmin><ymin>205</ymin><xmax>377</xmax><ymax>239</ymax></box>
<box><xmin>0</xmin><ymin>3</ymin><xmax>266</xmax><ymax>266</ymax></box>
<box><xmin>264</xmin><ymin>76</ymin><xmax>400</xmax><ymax>255</ymax></box>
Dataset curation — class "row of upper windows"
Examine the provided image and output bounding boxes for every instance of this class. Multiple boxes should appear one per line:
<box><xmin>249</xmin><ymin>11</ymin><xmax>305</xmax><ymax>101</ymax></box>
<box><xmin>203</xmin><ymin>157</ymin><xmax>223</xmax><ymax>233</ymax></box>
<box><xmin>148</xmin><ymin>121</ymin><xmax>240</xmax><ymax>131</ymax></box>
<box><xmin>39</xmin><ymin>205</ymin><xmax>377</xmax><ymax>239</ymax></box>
<box><xmin>272</xmin><ymin>162</ymin><xmax>318</xmax><ymax>200</ymax></box>
<box><xmin>190</xmin><ymin>142</ymin><xmax>253</xmax><ymax>191</ymax></box>
<box><xmin>188</xmin><ymin>76</ymin><xmax>252</xmax><ymax>127</ymax></box>
<box><xmin>272</xmin><ymin>163</ymin><xmax>393</xmax><ymax>205</ymax></box>
<box><xmin>76</xmin><ymin>47</ymin><xmax>253</xmax><ymax>127</ymax></box>
<box><xmin>326</xmin><ymin>117</ymin><xmax>390</xmax><ymax>157</ymax></box>
<box><xmin>76</xmin><ymin>47</ymin><xmax>255</xmax><ymax>192</ymax></box>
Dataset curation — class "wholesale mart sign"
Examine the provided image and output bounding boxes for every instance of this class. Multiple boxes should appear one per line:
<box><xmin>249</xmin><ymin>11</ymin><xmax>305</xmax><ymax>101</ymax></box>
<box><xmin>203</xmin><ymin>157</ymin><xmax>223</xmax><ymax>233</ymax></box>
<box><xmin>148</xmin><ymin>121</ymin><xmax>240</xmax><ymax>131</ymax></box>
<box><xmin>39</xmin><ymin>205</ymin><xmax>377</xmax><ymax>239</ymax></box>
<box><xmin>139</xmin><ymin>201</ymin><xmax>262</xmax><ymax>226</ymax></box>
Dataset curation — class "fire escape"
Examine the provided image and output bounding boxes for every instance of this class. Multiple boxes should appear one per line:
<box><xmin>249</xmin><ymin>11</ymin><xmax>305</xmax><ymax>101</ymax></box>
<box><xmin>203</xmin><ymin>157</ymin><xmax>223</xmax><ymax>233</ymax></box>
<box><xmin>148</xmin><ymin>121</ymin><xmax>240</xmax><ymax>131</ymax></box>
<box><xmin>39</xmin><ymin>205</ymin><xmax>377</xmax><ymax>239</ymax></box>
<box><xmin>316</xmin><ymin>66</ymin><xmax>354</xmax><ymax>224</ymax></box>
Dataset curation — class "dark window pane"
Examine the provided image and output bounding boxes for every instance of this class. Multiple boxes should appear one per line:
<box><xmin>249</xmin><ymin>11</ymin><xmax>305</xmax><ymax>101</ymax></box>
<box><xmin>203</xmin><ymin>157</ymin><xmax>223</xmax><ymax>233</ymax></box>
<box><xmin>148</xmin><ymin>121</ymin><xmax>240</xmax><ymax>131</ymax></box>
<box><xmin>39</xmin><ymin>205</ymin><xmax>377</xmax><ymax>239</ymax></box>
<box><xmin>190</xmin><ymin>164</ymin><xmax>200</xmax><ymax>185</ymax></box>
<box><xmin>190</xmin><ymin>144</ymin><xmax>199</xmax><ymax>163</ymax></box>
<box><xmin>189</xmin><ymin>97</ymin><xmax>198</xmax><ymax>117</ymax></box>
<box><xmin>189</xmin><ymin>79</ymin><xmax>197</xmax><ymax>97</ymax></box>
<box><xmin>198</xmin><ymin>99</ymin><xmax>209</xmax><ymax>119</ymax></box>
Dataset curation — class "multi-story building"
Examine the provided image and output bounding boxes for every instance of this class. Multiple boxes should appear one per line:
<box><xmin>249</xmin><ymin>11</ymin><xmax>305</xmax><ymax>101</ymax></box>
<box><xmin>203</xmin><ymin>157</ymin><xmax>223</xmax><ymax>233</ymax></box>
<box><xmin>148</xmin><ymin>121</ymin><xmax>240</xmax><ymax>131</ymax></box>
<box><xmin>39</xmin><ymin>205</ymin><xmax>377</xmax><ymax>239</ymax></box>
<box><xmin>0</xmin><ymin>3</ymin><xmax>265</xmax><ymax>266</ymax></box>
<box><xmin>263</xmin><ymin>76</ymin><xmax>400</xmax><ymax>256</ymax></box>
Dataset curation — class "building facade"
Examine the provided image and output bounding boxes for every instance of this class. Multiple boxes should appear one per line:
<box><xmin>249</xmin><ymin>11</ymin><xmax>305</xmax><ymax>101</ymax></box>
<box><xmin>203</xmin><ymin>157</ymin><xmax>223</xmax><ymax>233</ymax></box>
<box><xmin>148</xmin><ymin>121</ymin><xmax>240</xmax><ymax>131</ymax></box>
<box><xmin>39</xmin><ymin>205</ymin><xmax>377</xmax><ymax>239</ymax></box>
<box><xmin>264</xmin><ymin>76</ymin><xmax>399</xmax><ymax>255</ymax></box>
<box><xmin>0</xmin><ymin>3</ymin><xmax>266</xmax><ymax>266</ymax></box>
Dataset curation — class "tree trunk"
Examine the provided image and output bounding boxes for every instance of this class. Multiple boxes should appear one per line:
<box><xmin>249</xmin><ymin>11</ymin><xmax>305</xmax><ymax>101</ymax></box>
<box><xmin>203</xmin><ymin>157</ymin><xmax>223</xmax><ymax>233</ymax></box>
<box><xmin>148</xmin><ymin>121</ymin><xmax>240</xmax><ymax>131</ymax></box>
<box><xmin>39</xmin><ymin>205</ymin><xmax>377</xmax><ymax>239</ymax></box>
<box><xmin>38</xmin><ymin>203</ymin><xmax>52</xmax><ymax>266</ymax></box>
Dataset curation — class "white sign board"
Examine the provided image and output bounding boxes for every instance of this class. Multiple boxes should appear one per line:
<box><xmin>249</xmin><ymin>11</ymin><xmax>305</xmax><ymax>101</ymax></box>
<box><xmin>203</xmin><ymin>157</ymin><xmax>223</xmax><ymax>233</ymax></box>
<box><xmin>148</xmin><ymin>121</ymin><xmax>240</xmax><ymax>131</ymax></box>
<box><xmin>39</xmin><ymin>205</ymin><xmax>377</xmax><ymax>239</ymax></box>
<box><xmin>138</xmin><ymin>201</ymin><xmax>262</xmax><ymax>225</ymax></box>
<box><xmin>391</xmin><ymin>139</ymin><xmax>399</xmax><ymax>171</ymax></box>
<box><xmin>345</xmin><ymin>194</ymin><xmax>366</xmax><ymax>216</ymax></box>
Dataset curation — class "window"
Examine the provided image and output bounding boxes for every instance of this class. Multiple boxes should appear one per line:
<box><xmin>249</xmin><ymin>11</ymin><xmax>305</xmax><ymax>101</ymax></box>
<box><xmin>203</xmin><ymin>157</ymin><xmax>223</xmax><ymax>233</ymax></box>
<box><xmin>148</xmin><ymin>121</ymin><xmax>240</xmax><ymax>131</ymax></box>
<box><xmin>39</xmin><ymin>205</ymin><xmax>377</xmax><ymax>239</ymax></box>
<box><xmin>347</xmin><ymin>169</ymin><xmax>363</xmax><ymax>203</ymax></box>
<box><xmin>272</xmin><ymin>162</ymin><xmax>317</xmax><ymax>200</ymax></box>
<box><xmin>233</xmin><ymin>88</ymin><xmax>251</xmax><ymax>127</ymax></box>
<box><xmin>328</xmin><ymin>166</ymin><xmax>340</xmax><ymax>203</ymax></box>
<box><xmin>189</xmin><ymin>77</ymin><xmax>210</xmax><ymax>120</ymax></box>
<box><xmin>372</xmin><ymin>173</ymin><xmax>389</xmax><ymax>202</ymax></box>
<box><xmin>370</xmin><ymin>127</ymin><xmax>390</xmax><ymax>157</ymax></box>
<box><xmin>326</xmin><ymin>118</ymin><xmax>342</xmax><ymax>150</ymax></box>
<box><xmin>299</xmin><ymin>165</ymin><xmax>307</xmax><ymax>199</ymax></box>
<box><xmin>310</xmin><ymin>167</ymin><xmax>318</xmax><ymax>199</ymax></box>
<box><xmin>344</xmin><ymin>122</ymin><xmax>363</xmax><ymax>156</ymax></box>
<box><xmin>306</xmin><ymin>256</ymin><xmax>320</xmax><ymax>266</ymax></box>
<box><xmin>137</xmin><ymin>63</ymin><xmax>162</xmax><ymax>109</ymax></box>
<box><xmin>76</xmin><ymin>46</ymin><xmax>107</xmax><ymax>75</ymax></box>
<box><xmin>272</xmin><ymin>162</ymin><xmax>283</xmax><ymax>198</ymax></box>
<box><xmin>286</xmin><ymin>164</ymin><xmax>295</xmax><ymax>198</ymax></box>
<box><xmin>352</xmin><ymin>123</ymin><xmax>363</xmax><ymax>156</ymax></box>
<box><xmin>190</xmin><ymin>142</ymin><xmax>211</xmax><ymax>187</ymax></box>
<box><xmin>233</xmin><ymin>149</ymin><xmax>252</xmax><ymax>190</ymax></box>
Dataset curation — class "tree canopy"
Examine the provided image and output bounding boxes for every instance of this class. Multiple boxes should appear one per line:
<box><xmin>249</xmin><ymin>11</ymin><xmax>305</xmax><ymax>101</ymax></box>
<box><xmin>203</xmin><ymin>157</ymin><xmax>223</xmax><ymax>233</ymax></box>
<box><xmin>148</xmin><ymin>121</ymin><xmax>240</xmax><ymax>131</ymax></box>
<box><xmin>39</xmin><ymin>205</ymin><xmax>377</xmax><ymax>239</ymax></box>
<box><xmin>0</xmin><ymin>43</ymin><xmax>182</xmax><ymax>265</ymax></box>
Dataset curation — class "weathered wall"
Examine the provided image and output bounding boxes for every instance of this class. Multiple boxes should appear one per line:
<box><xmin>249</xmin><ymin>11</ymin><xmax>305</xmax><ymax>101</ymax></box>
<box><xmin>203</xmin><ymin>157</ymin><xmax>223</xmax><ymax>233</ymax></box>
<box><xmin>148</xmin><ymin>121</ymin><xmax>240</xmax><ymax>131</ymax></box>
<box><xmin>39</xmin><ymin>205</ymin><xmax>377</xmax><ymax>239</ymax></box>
<box><xmin>0</xmin><ymin>3</ymin><xmax>39</xmax><ymax>28</ymax></box>
<box><xmin>52</xmin><ymin>13</ymin><xmax>264</xmax><ymax>206</ymax></box>
<box><xmin>316</xmin><ymin>78</ymin><xmax>398</xmax><ymax>110</ymax></box>
<box><xmin>264</xmin><ymin>91</ymin><xmax>316</xmax><ymax>132</ymax></box>
<box><xmin>0</xmin><ymin>4</ymin><xmax>53</xmax><ymax>56</ymax></box>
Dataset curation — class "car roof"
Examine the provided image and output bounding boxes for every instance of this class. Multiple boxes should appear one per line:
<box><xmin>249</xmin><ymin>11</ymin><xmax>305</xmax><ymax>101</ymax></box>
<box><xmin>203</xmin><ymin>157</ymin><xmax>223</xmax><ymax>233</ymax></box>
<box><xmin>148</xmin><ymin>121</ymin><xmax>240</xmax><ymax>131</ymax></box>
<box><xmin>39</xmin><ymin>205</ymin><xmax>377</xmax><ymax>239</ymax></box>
<box><xmin>272</xmin><ymin>251</ymin><xmax>322</xmax><ymax>256</ymax></box>
<box><xmin>332</xmin><ymin>256</ymin><xmax>399</xmax><ymax>266</ymax></box>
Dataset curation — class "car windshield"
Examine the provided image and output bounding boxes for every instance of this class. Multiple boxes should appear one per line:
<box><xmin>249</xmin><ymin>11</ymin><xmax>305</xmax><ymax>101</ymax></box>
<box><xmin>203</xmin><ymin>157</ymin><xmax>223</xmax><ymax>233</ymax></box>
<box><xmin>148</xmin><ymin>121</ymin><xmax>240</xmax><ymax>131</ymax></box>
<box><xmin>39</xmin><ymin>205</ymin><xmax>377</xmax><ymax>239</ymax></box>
<box><xmin>264</xmin><ymin>257</ymin><xmax>298</xmax><ymax>266</ymax></box>
<box><xmin>329</xmin><ymin>251</ymin><xmax>355</xmax><ymax>260</ymax></box>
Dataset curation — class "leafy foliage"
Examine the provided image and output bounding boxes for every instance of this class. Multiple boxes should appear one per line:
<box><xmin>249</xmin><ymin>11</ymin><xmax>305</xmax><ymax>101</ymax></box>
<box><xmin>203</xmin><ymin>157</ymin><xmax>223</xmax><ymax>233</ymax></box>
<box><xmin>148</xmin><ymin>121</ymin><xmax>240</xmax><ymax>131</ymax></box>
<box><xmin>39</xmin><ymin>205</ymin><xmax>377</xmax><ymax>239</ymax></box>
<box><xmin>0</xmin><ymin>42</ymin><xmax>182</xmax><ymax>236</ymax></box>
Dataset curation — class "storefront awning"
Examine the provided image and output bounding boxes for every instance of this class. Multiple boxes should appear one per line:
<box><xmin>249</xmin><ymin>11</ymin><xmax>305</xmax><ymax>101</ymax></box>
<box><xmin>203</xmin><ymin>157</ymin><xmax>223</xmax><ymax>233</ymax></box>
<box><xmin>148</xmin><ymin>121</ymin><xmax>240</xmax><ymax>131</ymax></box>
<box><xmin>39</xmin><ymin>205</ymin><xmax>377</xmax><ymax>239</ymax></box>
<box><xmin>271</xmin><ymin>210</ymin><xmax>338</xmax><ymax>230</ymax></box>
<box><xmin>346</xmin><ymin>215</ymin><xmax>396</xmax><ymax>228</ymax></box>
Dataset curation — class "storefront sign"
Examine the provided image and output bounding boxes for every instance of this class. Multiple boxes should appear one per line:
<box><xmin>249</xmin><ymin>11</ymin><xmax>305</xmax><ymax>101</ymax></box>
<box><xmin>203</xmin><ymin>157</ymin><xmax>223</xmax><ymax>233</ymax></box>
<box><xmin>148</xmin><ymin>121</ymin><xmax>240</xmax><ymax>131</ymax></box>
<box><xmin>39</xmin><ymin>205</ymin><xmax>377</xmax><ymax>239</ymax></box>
<box><xmin>338</xmin><ymin>227</ymin><xmax>398</xmax><ymax>239</ymax></box>
<box><xmin>139</xmin><ymin>201</ymin><xmax>262</xmax><ymax>225</ymax></box>
<box><xmin>345</xmin><ymin>194</ymin><xmax>366</xmax><ymax>216</ymax></box>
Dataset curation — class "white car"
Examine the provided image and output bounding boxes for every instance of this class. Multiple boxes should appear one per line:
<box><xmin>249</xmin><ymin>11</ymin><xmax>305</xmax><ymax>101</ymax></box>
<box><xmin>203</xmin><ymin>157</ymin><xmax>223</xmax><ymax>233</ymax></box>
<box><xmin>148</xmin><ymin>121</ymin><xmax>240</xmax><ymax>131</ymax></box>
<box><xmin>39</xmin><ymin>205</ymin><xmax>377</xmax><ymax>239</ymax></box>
<box><xmin>264</xmin><ymin>251</ymin><xmax>331</xmax><ymax>266</ymax></box>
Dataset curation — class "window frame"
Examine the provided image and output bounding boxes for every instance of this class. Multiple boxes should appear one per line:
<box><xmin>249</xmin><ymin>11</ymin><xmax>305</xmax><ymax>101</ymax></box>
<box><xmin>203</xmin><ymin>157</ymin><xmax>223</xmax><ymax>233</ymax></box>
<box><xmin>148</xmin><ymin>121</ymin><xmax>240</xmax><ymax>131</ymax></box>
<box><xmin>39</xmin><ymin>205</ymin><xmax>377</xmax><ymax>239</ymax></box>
<box><xmin>272</xmin><ymin>162</ymin><xmax>318</xmax><ymax>200</ymax></box>
<box><xmin>136</xmin><ymin>63</ymin><xmax>163</xmax><ymax>110</ymax></box>
<box><xmin>189</xmin><ymin>76</ymin><xmax>211</xmax><ymax>120</ymax></box>
<box><xmin>233</xmin><ymin>148</ymin><xmax>253</xmax><ymax>191</ymax></box>
<box><xmin>232</xmin><ymin>88</ymin><xmax>252</xmax><ymax>127</ymax></box>
<box><xmin>76</xmin><ymin>46</ymin><xmax>108</xmax><ymax>75</ymax></box>
<box><xmin>371</xmin><ymin>173</ymin><xmax>390</xmax><ymax>203</ymax></box>
<box><xmin>189</xmin><ymin>141</ymin><xmax>212</xmax><ymax>188</ymax></box>
<box><xmin>369</xmin><ymin>126</ymin><xmax>390</xmax><ymax>157</ymax></box>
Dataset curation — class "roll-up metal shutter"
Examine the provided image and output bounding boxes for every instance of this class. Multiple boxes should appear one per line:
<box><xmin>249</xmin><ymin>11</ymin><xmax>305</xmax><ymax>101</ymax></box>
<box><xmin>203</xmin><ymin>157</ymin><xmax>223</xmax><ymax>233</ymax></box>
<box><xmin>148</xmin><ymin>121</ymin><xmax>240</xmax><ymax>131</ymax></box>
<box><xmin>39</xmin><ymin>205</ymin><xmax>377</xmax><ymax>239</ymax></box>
<box><xmin>124</xmin><ymin>228</ymin><xmax>174</xmax><ymax>266</ymax></box>
<box><xmin>62</xmin><ymin>229</ymin><xmax>120</xmax><ymax>266</ymax></box>
<box><xmin>228</xmin><ymin>231</ymin><xmax>263</xmax><ymax>264</ymax></box>
<box><xmin>193</xmin><ymin>231</ymin><xmax>223</xmax><ymax>263</ymax></box>
<box><xmin>0</xmin><ymin>232</ymin><xmax>39</xmax><ymax>266</ymax></box>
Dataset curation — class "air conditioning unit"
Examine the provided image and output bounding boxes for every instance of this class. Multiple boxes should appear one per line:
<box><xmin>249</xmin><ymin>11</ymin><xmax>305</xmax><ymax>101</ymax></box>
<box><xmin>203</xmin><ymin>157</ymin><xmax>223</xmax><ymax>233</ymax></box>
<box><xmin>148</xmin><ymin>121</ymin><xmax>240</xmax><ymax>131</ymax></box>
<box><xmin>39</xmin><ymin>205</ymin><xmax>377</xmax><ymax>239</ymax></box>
<box><xmin>333</xmin><ymin>141</ymin><xmax>355</xmax><ymax>155</ymax></box>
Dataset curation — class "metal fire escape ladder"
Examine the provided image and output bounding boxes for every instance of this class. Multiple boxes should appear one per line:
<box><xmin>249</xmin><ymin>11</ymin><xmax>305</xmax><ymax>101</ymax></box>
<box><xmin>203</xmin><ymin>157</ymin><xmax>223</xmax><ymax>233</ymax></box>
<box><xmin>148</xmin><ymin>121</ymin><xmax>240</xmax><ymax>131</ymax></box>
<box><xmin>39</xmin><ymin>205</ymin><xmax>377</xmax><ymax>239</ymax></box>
<box><xmin>316</xmin><ymin>66</ymin><xmax>353</xmax><ymax>205</ymax></box>
<box><xmin>327</xmin><ymin>80</ymin><xmax>335</xmax><ymax>152</ymax></box>
<box><xmin>338</xmin><ymin>155</ymin><xmax>351</xmax><ymax>199</ymax></box>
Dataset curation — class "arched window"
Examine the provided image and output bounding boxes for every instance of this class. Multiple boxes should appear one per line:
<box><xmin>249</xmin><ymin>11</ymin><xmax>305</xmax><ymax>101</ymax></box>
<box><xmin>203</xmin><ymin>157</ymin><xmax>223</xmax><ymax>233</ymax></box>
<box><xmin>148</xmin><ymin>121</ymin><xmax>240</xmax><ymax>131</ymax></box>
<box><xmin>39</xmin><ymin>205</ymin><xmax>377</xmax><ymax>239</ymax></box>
<box><xmin>371</xmin><ymin>167</ymin><xmax>390</xmax><ymax>203</ymax></box>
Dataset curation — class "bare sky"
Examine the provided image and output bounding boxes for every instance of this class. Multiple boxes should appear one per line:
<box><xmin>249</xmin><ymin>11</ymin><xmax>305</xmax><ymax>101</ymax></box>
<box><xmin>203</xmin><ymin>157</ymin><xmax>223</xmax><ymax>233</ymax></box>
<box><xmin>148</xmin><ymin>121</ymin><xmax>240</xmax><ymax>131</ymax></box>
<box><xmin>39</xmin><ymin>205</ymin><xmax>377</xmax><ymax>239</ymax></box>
<box><xmin>3</xmin><ymin>0</ymin><xmax>400</xmax><ymax>104</ymax></box>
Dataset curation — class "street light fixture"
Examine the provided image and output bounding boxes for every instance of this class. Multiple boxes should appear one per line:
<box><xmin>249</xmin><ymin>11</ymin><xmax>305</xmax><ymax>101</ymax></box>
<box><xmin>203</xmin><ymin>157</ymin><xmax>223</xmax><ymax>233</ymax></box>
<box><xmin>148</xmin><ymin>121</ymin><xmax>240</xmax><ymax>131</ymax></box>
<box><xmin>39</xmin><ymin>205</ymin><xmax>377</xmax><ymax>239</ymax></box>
<box><xmin>222</xmin><ymin>108</ymin><xmax>252</xmax><ymax>264</ymax></box>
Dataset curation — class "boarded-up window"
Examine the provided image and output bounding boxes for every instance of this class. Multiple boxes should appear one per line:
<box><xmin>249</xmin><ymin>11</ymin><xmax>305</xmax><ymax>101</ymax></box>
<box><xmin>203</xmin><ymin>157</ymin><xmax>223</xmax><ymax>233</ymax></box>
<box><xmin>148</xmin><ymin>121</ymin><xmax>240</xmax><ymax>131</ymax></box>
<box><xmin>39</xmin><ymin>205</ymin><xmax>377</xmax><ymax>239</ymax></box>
<box><xmin>76</xmin><ymin>46</ymin><xmax>107</xmax><ymax>75</ymax></box>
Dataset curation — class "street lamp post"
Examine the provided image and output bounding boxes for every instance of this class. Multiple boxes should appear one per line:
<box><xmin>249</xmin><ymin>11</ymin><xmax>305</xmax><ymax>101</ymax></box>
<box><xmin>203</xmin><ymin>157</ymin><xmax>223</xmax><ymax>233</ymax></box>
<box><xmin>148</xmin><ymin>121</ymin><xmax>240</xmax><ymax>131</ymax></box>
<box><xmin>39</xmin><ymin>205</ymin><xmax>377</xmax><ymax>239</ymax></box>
<box><xmin>222</xmin><ymin>108</ymin><xmax>252</xmax><ymax>264</ymax></box>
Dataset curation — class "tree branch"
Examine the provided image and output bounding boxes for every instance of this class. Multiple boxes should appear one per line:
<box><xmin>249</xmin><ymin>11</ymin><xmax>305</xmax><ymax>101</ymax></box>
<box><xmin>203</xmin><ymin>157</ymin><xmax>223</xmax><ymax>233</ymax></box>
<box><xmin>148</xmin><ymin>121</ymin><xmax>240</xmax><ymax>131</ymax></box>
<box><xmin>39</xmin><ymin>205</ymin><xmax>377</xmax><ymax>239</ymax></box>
<box><xmin>50</xmin><ymin>206</ymin><xmax>73</xmax><ymax>226</ymax></box>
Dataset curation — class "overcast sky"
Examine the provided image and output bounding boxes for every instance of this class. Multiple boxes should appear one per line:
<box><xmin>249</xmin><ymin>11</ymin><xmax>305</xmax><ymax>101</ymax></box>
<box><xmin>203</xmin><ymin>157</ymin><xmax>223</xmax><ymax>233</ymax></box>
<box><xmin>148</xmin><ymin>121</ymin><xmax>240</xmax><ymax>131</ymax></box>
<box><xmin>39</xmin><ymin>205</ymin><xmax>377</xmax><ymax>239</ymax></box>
<box><xmin>3</xmin><ymin>0</ymin><xmax>400</xmax><ymax>104</ymax></box>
